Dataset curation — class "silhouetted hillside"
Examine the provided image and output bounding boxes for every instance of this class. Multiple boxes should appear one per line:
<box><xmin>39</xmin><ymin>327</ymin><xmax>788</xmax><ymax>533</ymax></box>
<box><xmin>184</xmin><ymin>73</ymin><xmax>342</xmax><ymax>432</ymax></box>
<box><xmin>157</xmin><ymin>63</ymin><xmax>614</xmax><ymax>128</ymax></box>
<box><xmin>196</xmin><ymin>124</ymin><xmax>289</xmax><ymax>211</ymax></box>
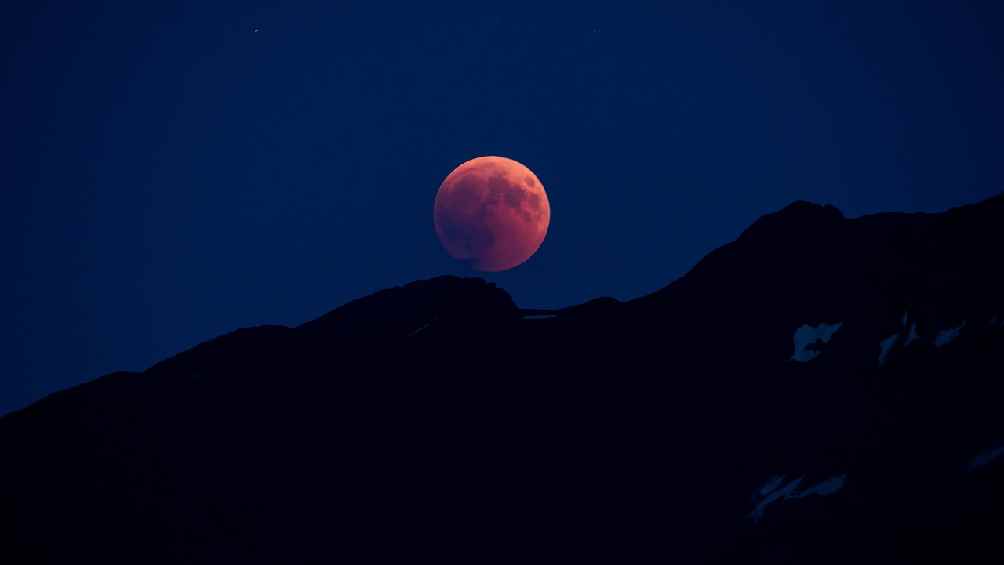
<box><xmin>3</xmin><ymin>194</ymin><xmax>1004</xmax><ymax>564</ymax></box>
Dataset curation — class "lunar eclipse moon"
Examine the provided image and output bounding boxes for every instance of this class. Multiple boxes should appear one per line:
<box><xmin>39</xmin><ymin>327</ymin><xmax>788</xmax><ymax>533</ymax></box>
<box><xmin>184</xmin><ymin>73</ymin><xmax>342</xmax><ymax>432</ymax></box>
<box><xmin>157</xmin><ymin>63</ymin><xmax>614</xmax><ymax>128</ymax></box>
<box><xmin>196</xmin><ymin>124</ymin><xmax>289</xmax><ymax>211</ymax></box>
<box><xmin>434</xmin><ymin>156</ymin><xmax>550</xmax><ymax>272</ymax></box>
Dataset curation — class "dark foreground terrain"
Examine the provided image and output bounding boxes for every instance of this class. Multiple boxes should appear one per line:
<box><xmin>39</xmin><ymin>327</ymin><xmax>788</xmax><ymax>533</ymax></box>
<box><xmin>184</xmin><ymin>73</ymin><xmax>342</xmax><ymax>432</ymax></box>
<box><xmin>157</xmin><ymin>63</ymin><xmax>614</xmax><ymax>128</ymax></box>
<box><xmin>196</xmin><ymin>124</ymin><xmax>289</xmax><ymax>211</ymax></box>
<box><xmin>4</xmin><ymin>194</ymin><xmax>1004</xmax><ymax>563</ymax></box>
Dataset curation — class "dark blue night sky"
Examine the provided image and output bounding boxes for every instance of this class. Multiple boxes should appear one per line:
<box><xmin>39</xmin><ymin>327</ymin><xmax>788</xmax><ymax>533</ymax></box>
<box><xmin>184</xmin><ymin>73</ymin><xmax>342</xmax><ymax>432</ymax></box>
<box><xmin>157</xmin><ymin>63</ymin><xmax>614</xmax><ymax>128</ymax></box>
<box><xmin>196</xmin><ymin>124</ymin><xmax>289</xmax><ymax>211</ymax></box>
<box><xmin>5</xmin><ymin>1</ymin><xmax>1004</xmax><ymax>414</ymax></box>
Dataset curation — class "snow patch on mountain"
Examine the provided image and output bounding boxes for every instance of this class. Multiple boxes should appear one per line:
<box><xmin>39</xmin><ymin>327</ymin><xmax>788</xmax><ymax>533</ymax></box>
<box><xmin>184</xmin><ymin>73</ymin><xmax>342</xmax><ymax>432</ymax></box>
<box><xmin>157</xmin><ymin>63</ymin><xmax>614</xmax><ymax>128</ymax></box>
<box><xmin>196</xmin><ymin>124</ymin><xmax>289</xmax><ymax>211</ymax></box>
<box><xmin>904</xmin><ymin>322</ymin><xmax>920</xmax><ymax>346</ymax></box>
<box><xmin>756</xmin><ymin>475</ymin><xmax>787</xmax><ymax>499</ymax></box>
<box><xmin>790</xmin><ymin>322</ymin><xmax>843</xmax><ymax>362</ymax></box>
<box><xmin>968</xmin><ymin>446</ymin><xmax>1004</xmax><ymax>471</ymax></box>
<box><xmin>408</xmin><ymin>316</ymin><xmax>438</xmax><ymax>336</ymax></box>
<box><xmin>935</xmin><ymin>322</ymin><xmax>966</xmax><ymax>347</ymax></box>
<box><xmin>878</xmin><ymin>334</ymin><xmax>900</xmax><ymax>367</ymax></box>
<box><xmin>751</xmin><ymin>476</ymin><xmax>802</xmax><ymax>523</ymax></box>
<box><xmin>789</xmin><ymin>475</ymin><xmax>847</xmax><ymax>499</ymax></box>
<box><xmin>750</xmin><ymin>474</ymin><xmax>847</xmax><ymax>523</ymax></box>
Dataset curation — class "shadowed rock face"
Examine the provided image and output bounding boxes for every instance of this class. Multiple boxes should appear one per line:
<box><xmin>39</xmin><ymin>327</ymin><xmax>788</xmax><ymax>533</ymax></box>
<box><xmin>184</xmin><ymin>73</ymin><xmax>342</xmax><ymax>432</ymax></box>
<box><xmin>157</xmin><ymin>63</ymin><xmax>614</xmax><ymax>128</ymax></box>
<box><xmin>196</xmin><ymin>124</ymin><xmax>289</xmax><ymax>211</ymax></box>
<box><xmin>3</xmin><ymin>194</ymin><xmax>1004</xmax><ymax>565</ymax></box>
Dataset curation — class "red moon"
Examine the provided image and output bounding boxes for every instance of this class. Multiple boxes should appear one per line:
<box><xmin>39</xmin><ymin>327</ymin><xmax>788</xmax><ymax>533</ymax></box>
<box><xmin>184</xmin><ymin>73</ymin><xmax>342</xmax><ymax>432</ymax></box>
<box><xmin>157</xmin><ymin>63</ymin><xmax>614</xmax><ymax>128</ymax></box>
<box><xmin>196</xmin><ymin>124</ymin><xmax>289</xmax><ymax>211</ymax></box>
<box><xmin>434</xmin><ymin>156</ymin><xmax>550</xmax><ymax>272</ymax></box>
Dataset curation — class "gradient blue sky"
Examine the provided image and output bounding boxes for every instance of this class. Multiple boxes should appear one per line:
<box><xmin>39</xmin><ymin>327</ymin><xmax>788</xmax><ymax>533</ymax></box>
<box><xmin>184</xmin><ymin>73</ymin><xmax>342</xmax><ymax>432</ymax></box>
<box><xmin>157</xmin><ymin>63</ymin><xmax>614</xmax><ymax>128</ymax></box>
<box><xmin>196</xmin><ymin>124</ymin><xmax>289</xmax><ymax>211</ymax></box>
<box><xmin>5</xmin><ymin>1</ymin><xmax>1003</xmax><ymax>414</ymax></box>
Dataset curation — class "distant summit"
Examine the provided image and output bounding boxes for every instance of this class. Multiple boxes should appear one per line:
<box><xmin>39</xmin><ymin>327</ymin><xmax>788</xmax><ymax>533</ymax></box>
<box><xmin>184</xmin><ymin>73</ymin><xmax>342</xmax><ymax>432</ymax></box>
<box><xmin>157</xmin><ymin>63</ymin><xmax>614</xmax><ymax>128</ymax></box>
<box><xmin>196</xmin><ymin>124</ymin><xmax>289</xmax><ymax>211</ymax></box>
<box><xmin>740</xmin><ymin>199</ymin><xmax>845</xmax><ymax>240</ymax></box>
<box><xmin>299</xmin><ymin>276</ymin><xmax>519</xmax><ymax>336</ymax></box>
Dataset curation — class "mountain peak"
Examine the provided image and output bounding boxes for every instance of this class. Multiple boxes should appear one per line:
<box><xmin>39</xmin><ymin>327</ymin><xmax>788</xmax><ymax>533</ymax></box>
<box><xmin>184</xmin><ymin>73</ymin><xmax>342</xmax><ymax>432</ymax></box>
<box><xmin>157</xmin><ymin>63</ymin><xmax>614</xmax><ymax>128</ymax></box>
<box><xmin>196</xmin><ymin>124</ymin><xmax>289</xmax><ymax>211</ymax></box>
<box><xmin>779</xmin><ymin>200</ymin><xmax>844</xmax><ymax>217</ymax></box>
<box><xmin>740</xmin><ymin>200</ymin><xmax>845</xmax><ymax>241</ymax></box>
<box><xmin>298</xmin><ymin>275</ymin><xmax>518</xmax><ymax>337</ymax></box>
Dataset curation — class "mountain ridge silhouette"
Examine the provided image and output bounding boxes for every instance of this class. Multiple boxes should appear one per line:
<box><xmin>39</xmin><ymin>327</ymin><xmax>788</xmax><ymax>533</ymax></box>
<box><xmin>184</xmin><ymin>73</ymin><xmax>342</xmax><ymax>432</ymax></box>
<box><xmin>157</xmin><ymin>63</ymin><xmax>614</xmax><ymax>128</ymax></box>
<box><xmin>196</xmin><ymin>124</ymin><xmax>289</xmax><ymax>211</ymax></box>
<box><xmin>3</xmin><ymin>193</ymin><xmax>1003</xmax><ymax>564</ymax></box>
